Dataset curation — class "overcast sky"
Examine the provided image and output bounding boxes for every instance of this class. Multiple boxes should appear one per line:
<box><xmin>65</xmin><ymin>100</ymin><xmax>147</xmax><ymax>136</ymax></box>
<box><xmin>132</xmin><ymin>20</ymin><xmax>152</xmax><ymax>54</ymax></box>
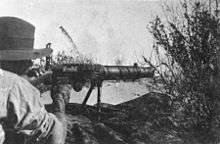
<box><xmin>0</xmin><ymin>0</ymin><xmax>161</xmax><ymax>64</ymax></box>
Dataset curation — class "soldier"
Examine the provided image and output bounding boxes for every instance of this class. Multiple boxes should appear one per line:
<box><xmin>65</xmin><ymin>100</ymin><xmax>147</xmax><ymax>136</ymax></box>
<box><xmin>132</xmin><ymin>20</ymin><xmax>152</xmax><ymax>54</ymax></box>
<box><xmin>0</xmin><ymin>17</ymin><xmax>71</xmax><ymax>144</ymax></box>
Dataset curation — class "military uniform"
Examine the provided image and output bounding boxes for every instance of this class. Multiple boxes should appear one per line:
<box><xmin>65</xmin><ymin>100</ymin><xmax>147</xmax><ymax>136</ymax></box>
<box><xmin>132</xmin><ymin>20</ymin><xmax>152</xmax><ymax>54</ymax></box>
<box><xmin>0</xmin><ymin>69</ymin><xmax>65</xmax><ymax>143</ymax></box>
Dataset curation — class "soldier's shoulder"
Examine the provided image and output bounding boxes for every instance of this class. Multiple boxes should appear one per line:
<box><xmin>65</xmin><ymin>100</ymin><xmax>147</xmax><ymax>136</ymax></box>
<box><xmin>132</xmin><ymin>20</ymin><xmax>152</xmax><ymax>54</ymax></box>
<box><xmin>0</xmin><ymin>69</ymin><xmax>20</xmax><ymax>79</ymax></box>
<box><xmin>0</xmin><ymin>69</ymin><xmax>21</xmax><ymax>93</ymax></box>
<box><xmin>0</xmin><ymin>69</ymin><xmax>25</xmax><ymax>87</ymax></box>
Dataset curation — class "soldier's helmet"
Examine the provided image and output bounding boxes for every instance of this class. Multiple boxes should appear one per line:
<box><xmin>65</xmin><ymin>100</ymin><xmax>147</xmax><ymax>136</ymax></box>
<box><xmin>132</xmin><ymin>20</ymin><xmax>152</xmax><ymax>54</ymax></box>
<box><xmin>0</xmin><ymin>17</ymin><xmax>52</xmax><ymax>61</ymax></box>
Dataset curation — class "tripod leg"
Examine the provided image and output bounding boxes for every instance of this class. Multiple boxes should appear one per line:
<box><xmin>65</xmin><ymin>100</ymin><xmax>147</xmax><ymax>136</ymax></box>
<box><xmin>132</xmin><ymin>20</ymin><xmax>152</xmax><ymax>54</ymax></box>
<box><xmin>82</xmin><ymin>83</ymin><xmax>95</xmax><ymax>106</ymax></box>
<box><xmin>97</xmin><ymin>82</ymin><xmax>102</xmax><ymax>121</ymax></box>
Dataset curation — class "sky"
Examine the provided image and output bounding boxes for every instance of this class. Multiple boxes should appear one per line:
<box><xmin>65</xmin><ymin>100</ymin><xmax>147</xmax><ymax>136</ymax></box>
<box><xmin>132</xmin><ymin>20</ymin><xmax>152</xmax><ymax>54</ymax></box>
<box><xmin>0</xmin><ymin>0</ymin><xmax>161</xmax><ymax>65</ymax></box>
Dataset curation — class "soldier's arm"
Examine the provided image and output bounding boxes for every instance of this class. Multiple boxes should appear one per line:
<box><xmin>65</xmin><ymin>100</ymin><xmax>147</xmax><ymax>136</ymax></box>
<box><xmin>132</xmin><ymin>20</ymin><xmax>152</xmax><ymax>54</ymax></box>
<box><xmin>6</xmin><ymin>76</ymin><xmax>67</xmax><ymax>144</ymax></box>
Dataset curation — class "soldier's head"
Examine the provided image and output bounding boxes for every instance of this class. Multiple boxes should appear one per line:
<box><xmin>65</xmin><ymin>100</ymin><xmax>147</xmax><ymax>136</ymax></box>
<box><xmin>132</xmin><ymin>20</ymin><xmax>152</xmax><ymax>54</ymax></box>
<box><xmin>0</xmin><ymin>17</ymin><xmax>52</xmax><ymax>75</ymax></box>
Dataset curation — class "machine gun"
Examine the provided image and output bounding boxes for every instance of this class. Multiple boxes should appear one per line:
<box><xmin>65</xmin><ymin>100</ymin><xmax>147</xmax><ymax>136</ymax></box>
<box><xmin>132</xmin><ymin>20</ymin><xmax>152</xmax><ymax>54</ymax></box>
<box><xmin>27</xmin><ymin>63</ymin><xmax>154</xmax><ymax>111</ymax></box>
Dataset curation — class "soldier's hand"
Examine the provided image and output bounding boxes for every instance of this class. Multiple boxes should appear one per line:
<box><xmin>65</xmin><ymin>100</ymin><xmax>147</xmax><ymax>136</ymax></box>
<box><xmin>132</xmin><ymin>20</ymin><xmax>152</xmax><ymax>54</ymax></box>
<box><xmin>51</xmin><ymin>84</ymin><xmax>72</xmax><ymax>113</ymax></box>
<box><xmin>51</xmin><ymin>84</ymin><xmax>72</xmax><ymax>104</ymax></box>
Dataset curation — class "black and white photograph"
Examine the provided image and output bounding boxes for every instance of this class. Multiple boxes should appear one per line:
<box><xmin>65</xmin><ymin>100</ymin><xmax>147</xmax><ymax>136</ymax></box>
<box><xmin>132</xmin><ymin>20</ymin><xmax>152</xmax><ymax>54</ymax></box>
<box><xmin>0</xmin><ymin>0</ymin><xmax>219</xmax><ymax>143</ymax></box>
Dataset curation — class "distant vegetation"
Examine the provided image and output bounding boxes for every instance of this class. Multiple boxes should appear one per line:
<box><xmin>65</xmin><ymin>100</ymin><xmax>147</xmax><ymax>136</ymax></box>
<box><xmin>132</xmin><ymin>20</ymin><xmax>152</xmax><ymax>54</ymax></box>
<box><xmin>33</xmin><ymin>50</ymin><xmax>95</xmax><ymax>69</ymax></box>
<box><xmin>114</xmin><ymin>57</ymin><xmax>124</xmax><ymax>66</ymax></box>
<box><xmin>53</xmin><ymin>51</ymin><xmax>95</xmax><ymax>64</ymax></box>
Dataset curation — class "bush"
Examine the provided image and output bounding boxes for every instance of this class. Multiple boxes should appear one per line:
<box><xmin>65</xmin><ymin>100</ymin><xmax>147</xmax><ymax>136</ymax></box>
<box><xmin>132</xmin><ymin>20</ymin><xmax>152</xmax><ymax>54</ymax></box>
<box><xmin>144</xmin><ymin>1</ymin><xmax>219</xmax><ymax>143</ymax></box>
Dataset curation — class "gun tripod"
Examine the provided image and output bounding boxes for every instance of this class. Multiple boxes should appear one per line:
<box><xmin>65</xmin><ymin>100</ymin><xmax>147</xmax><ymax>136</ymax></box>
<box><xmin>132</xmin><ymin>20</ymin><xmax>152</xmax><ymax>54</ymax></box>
<box><xmin>82</xmin><ymin>80</ymin><xmax>103</xmax><ymax>121</ymax></box>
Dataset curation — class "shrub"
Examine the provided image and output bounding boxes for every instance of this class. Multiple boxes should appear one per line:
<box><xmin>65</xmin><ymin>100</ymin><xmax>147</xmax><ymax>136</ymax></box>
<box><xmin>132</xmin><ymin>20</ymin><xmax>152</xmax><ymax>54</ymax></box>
<box><xmin>144</xmin><ymin>1</ymin><xmax>219</xmax><ymax>143</ymax></box>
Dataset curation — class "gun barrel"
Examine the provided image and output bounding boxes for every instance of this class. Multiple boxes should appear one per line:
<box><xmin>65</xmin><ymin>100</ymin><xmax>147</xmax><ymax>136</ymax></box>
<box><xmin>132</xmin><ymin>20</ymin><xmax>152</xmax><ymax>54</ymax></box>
<box><xmin>52</xmin><ymin>64</ymin><xmax>154</xmax><ymax>81</ymax></box>
<box><xmin>102</xmin><ymin>65</ymin><xmax>154</xmax><ymax>80</ymax></box>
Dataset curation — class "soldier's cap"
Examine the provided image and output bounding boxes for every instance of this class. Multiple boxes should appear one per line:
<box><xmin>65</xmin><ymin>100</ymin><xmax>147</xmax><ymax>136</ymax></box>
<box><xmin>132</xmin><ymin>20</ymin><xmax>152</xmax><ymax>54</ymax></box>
<box><xmin>0</xmin><ymin>17</ymin><xmax>52</xmax><ymax>61</ymax></box>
